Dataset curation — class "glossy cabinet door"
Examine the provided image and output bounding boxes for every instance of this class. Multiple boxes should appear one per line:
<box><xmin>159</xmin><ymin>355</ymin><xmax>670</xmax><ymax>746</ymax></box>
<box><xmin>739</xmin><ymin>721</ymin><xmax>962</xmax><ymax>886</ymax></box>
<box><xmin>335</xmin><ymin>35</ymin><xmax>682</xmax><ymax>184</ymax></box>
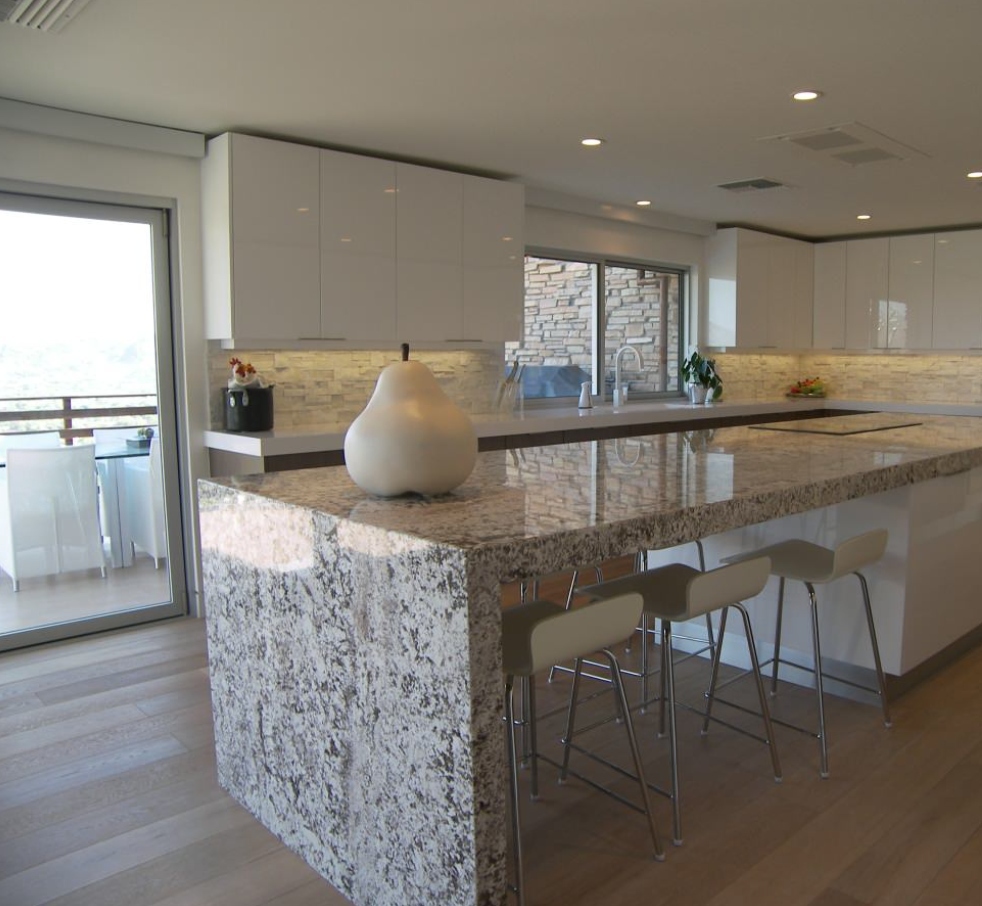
<box><xmin>887</xmin><ymin>233</ymin><xmax>934</xmax><ymax>349</ymax></box>
<box><xmin>395</xmin><ymin>164</ymin><xmax>464</xmax><ymax>342</ymax></box>
<box><xmin>707</xmin><ymin>228</ymin><xmax>813</xmax><ymax>349</ymax></box>
<box><xmin>203</xmin><ymin>133</ymin><xmax>321</xmax><ymax>341</ymax></box>
<box><xmin>320</xmin><ymin>151</ymin><xmax>397</xmax><ymax>342</ymax></box>
<box><xmin>933</xmin><ymin>229</ymin><xmax>982</xmax><ymax>349</ymax></box>
<box><xmin>461</xmin><ymin>176</ymin><xmax>524</xmax><ymax>342</ymax></box>
<box><xmin>845</xmin><ymin>238</ymin><xmax>888</xmax><ymax>349</ymax></box>
<box><xmin>792</xmin><ymin>241</ymin><xmax>815</xmax><ymax>348</ymax></box>
<box><xmin>813</xmin><ymin>241</ymin><xmax>847</xmax><ymax>348</ymax></box>
<box><xmin>735</xmin><ymin>230</ymin><xmax>771</xmax><ymax>346</ymax></box>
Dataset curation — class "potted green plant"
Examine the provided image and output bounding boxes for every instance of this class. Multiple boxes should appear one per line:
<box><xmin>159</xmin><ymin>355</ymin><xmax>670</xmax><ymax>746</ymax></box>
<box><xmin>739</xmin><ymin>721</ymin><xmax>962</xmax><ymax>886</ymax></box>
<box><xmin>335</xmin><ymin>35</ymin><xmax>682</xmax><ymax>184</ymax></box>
<box><xmin>680</xmin><ymin>350</ymin><xmax>722</xmax><ymax>404</ymax></box>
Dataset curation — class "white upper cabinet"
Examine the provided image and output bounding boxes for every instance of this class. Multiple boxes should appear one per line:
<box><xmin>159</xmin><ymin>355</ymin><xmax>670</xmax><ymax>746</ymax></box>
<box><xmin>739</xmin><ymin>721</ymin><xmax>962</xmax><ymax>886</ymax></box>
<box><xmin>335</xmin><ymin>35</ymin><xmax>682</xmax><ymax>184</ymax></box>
<box><xmin>706</xmin><ymin>228</ymin><xmax>813</xmax><ymax>348</ymax></box>
<box><xmin>813</xmin><ymin>241</ymin><xmax>847</xmax><ymax>348</ymax></box>
<box><xmin>320</xmin><ymin>151</ymin><xmax>397</xmax><ymax>342</ymax></box>
<box><xmin>203</xmin><ymin>133</ymin><xmax>321</xmax><ymax>341</ymax></box>
<box><xmin>395</xmin><ymin>165</ymin><xmax>464</xmax><ymax>343</ymax></box>
<box><xmin>461</xmin><ymin>176</ymin><xmax>525</xmax><ymax>343</ymax></box>
<box><xmin>845</xmin><ymin>238</ymin><xmax>888</xmax><ymax>349</ymax></box>
<box><xmin>933</xmin><ymin>229</ymin><xmax>982</xmax><ymax>349</ymax></box>
<box><xmin>204</xmin><ymin>133</ymin><xmax>525</xmax><ymax>346</ymax></box>
<box><xmin>887</xmin><ymin>233</ymin><xmax>934</xmax><ymax>349</ymax></box>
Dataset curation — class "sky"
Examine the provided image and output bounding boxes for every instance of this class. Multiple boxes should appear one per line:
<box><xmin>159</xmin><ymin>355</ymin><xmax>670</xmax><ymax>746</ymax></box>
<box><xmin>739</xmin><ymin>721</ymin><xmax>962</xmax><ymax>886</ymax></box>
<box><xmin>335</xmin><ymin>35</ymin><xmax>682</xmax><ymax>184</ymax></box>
<box><xmin>0</xmin><ymin>210</ymin><xmax>155</xmax><ymax>345</ymax></box>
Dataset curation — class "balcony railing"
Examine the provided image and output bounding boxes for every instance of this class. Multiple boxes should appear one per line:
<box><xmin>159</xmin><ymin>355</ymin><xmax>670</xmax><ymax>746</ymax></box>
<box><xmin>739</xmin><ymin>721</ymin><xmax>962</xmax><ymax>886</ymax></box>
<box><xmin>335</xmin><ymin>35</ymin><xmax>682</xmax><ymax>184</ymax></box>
<box><xmin>0</xmin><ymin>394</ymin><xmax>158</xmax><ymax>443</ymax></box>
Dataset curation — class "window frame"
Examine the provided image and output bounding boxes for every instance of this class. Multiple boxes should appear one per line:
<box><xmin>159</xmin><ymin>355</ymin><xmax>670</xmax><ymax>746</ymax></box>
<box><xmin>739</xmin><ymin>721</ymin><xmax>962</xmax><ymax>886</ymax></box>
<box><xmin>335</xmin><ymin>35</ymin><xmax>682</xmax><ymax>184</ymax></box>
<box><xmin>517</xmin><ymin>246</ymin><xmax>689</xmax><ymax>407</ymax></box>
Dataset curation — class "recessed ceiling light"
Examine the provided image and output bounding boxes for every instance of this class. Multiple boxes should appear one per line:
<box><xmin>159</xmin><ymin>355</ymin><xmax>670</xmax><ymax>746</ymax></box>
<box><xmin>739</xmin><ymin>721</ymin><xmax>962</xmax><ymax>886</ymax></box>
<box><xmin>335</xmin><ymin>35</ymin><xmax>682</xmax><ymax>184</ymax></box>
<box><xmin>581</xmin><ymin>137</ymin><xmax>604</xmax><ymax>147</ymax></box>
<box><xmin>857</xmin><ymin>214</ymin><xmax>872</xmax><ymax>221</ymax></box>
<box><xmin>635</xmin><ymin>200</ymin><xmax>652</xmax><ymax>207</ymax></box>
<box><xmin>968</xmin><ymin>171</ymin><xmax>982</xmax><ymax>179</ymax></box>
<box><xmin>792</xmin><ymin>89</ymin><xmax>823</xmax><ymax>101</ymax></box>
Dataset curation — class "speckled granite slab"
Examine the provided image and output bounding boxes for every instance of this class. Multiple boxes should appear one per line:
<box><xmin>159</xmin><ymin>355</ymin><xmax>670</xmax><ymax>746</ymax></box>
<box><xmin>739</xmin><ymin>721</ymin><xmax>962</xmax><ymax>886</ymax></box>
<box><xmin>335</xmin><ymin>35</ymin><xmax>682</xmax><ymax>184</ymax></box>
<box><xmin>199</xmin><ymin>415</ymin><xmax>982</xmax><ymax>906</ymax></box>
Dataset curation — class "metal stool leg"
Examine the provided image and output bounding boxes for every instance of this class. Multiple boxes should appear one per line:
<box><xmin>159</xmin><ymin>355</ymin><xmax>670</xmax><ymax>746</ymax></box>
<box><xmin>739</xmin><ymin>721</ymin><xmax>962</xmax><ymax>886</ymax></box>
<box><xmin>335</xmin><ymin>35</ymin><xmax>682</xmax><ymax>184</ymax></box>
<box><xmin>604</xmin><ymin>647</ymin><xmax>665</xmax><ymax>861</ymax></box>
<box><xmin>806</xmin><ymin>582</ymin><xmax>830</xmax><ymax>778</ymax></box>
<box><xmin>701</xmin><ymin>606</ymin><xmax>729</xmax><ymax>734</ymax></box>
<box><xmin>857</xmin><ymin>570</ymin><xmax>892</xmax><ymax>728</ymax></box>
<box><xmin>734</xmin><ymin>603</ymin><xmax>782</xmax><ymax>781</ymax></box>
<box><xmin>661</xmin><ymin>620</ymin><xmax>683</xmax><ymax>845</ymax></box>
<box><xmin>771</xmin><ymin>576</ymin><xmax>786</xmax><ymax>695</ymax></box>
<box><xmin>559</xmin><ymin>657</ymin><xmax>584</xmax><ymax>783</ymax></box>
<box><xmin>528</xmin><ymin>677</ymin><xmax>539</xmax><ymax>799</ymax></box>
<box><xmin>504</xmin><ymin>677</ymin><xmax>526</xmax><ymax>906</ymax></box>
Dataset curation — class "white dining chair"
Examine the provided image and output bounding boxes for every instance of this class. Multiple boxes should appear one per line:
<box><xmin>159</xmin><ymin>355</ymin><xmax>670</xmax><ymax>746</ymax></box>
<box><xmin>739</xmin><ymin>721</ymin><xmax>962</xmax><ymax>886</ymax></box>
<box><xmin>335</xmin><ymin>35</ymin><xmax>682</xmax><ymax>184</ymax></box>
<box><xmin>0</xmin><ymin>432</ymin><xmax>61</xmax><ymax>458</ymax></box>
<box><xmin>123</xmin><ymin>437</ymin><xmax>166</xmax><ymax>568</ymax></box>
<box><xmin>0</xmin><ymin>445</ymin><xmax>107</xmax><ymax>591</ymax></box>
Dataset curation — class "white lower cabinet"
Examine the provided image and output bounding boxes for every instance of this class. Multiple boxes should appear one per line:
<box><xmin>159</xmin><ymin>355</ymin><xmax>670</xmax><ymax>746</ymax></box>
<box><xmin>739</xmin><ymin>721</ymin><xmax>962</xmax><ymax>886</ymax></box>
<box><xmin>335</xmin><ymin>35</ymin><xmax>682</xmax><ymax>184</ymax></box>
<box><xmin>932</xmin><ymin>229</ymin><xmax>982</xmax><ymax>349</ymax></box>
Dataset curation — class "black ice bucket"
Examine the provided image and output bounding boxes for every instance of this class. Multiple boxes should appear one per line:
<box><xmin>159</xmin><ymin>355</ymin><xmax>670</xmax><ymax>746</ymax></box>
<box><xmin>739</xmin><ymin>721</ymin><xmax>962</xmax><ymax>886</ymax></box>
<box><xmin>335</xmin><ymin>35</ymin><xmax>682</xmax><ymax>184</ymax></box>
<box><xmin>224</xmin><ymin>386</ymin><xmax>275</xmax><ymax>432</ymax></box>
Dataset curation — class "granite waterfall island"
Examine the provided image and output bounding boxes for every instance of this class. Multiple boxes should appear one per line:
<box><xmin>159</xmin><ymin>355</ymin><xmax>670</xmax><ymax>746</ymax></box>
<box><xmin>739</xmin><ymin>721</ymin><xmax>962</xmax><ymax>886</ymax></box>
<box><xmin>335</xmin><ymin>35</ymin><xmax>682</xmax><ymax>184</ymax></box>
<box><xmin>198</xmin><ymin>414</ymin><xmax>982</xmax><ymax>906</ymax></box>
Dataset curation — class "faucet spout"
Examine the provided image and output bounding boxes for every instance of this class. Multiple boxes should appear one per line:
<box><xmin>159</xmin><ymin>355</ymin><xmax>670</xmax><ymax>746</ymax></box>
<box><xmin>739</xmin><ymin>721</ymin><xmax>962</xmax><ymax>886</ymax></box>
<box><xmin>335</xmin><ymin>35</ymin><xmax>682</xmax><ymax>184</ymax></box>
<box><xmin>613</xmin><ymin>345</ymin><xmax>644</xmax><ymax>407</ymax></box>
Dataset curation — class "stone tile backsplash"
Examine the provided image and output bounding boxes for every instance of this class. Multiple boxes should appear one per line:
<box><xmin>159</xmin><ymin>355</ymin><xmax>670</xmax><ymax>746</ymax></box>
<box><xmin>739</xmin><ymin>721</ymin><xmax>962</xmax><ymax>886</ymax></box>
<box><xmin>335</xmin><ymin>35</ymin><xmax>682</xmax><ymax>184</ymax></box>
<box><xmin>208</xmin><ymin>345</ymin><xmax>982</xmax><ymax>430</ymax></box>
<box><xmin>712</xmin><ymin>352</ymin><xmax>982</xmax><ymax>404</ymax></box>
<box><xmin>208</xmin><ymin>345</ymin><xmax>504</xmax><ymax>429</ymax></box>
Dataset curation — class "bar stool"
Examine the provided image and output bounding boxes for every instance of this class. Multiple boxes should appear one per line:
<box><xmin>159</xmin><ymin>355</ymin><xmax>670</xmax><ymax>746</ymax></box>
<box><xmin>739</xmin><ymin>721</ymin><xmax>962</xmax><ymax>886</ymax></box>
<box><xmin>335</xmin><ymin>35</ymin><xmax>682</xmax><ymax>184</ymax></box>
<box><xmin>724</xmin><ymin>528</ymin><xmax>891</xmax><ymax>778</ymax></box>
<box><xmin>578</xmin><ymin>556</ymin><xmax>780</xmax><ymax>845</ymax></box>
<box><xmin>502</xmin><ymin>592</ymin><xmax>664</xmax><ymax>906</ymax></box>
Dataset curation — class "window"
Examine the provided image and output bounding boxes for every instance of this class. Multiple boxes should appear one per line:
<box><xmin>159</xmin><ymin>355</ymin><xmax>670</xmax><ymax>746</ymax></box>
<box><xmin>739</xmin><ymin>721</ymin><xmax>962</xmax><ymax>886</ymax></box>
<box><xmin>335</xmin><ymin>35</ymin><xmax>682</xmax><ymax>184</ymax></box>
<box><xmin>506</xmin><ymin>253</ymin><xmax>685</xmax><ymax>403</ymax></box>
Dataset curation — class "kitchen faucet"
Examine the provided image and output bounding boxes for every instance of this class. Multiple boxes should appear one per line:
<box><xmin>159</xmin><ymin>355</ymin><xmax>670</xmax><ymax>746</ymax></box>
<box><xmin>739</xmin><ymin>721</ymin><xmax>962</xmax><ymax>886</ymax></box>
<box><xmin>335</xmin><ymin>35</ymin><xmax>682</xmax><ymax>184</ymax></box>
<box><xmin>613</xmin><ymin>345</ymin><xmax>644</xmax><ymax>407</ymax></box>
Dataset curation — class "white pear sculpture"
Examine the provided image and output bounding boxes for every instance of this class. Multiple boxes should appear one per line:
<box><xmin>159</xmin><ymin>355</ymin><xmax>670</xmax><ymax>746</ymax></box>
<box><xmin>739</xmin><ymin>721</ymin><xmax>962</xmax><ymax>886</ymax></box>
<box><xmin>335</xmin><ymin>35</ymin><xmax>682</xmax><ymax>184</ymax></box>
<box><xmin>344</xmin><ymin>344</ymin><xmax>478</xmax><ymax>497</ymax></box>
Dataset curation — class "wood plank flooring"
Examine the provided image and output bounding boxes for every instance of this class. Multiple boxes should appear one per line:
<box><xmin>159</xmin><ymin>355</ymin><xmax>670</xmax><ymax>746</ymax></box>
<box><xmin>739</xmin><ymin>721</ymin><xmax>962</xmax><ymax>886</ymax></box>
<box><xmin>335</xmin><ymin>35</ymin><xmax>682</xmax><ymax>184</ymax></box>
<box><xmin>3</xmin><ymin>602</ymin><xmax>982</xmax><ymax>906</ymax></box>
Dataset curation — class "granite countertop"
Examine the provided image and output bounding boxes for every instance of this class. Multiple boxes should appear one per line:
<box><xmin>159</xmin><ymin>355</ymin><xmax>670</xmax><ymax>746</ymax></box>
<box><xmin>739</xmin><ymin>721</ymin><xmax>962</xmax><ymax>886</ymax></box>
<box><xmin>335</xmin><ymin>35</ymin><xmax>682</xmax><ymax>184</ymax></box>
<box><xmin>201</xmin><ymin>414</ymin><xmax>982</xmax><ymax>580</ymax></box>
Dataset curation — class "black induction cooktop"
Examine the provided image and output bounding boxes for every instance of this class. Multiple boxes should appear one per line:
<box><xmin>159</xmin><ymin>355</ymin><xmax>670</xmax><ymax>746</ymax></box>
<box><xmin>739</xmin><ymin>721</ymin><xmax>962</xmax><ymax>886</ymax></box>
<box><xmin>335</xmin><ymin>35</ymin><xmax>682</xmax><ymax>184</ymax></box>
<box><xmin>750</xmin><ymin>413</ymin><xmax>923</xmax><ymax>436</ymax></box>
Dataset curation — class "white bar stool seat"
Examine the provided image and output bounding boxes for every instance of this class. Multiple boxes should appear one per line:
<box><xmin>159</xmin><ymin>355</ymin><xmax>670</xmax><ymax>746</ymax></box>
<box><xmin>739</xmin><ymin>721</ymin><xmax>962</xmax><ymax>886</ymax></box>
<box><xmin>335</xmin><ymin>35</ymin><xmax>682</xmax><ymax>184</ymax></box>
<box><xmin>579</xmin><ymin>556</ymin><xmax>780</xmax><ymax>845</ymax></box>
<box><xmin>501</xmin><ymin>592</ymin><xmax>664</xmax><ymax>906</ymax></box>
<box><xmin>723</xmin><ymin>528</ymin><xmax>891</xmax><ymax>778</ymax></box>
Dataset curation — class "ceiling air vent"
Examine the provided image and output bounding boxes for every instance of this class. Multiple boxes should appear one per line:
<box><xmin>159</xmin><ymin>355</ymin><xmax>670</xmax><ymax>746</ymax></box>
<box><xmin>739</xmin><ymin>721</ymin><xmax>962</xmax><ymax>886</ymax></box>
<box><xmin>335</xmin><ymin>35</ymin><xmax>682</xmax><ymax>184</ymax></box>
<box><xmin>0</xmin><ymin>0</ymin><xmax>93</xmax><ymax>32</ymax></box>
<box><xmin>718</xmin><ymin>177</ymin><xmax>786</xmax><ymax>193</ymax></box>
<box><xmin>761</xmin><ymin>122</ymin><xmax>927</xmax><ymax>167</ymax></box>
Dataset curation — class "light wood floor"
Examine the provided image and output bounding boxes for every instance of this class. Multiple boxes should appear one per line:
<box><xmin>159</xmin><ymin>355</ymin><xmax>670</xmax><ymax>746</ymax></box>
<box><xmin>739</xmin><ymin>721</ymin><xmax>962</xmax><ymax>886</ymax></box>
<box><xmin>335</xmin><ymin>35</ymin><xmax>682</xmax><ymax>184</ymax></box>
<box><xmin>0</xmin><ymin>555</ymin><xmax>171</xmax><ymax>636</ymax></box>
<box><xmin>3</xmin><ymin>608</ymin><xmax>982</xmax><ymax>906</ymax></box>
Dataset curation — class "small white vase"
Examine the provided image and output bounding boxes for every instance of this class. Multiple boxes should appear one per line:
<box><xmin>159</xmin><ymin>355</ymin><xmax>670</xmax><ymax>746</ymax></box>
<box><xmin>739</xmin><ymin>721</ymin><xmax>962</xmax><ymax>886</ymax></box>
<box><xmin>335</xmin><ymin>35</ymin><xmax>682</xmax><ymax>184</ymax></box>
<box><xmin>687</xmin><ymin>384</ymin><xmax>709</xmax><ymax>405</ymax></box>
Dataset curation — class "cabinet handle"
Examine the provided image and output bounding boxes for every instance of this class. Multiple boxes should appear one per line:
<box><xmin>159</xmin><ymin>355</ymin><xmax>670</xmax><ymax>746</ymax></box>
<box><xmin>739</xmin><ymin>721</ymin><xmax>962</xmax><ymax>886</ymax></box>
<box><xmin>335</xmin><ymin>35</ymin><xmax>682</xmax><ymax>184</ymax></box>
<box><xmin>299</xmin><ymin>336</ymin><xmax>347</xmax><ymax>341</ymax></box>
<box><xmin>444</xmin><ymin>338</ymin><xmax>483</xmax><ymax>343</ymax></box>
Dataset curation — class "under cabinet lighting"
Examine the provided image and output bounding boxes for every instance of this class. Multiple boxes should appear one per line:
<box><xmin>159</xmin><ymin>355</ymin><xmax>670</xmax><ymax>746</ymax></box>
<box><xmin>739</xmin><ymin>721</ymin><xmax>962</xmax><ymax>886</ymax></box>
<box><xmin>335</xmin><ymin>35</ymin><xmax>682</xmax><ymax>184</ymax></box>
<box><xmin>792</xmin><ymin>89</ymin><xmax>823</xmax><ymax>101</ymax></box>
<box><xmin>581</xmin><ymin>137</ymin><xmax>604</xmax><ymax>146</ymax></box>
<box><xmin>296</xmin><ymin>207</ymin><xmax>310</xmax><ymax>213</ymax></box>
<box><xmin>636</xmin><ymin>200</ymin><xmax>652</xmax><ymax>206</ymax></box>
<box><xmin>857</xmin><ymin>214</ymin><xmax>872</xmax><ymax>221</ymax></box>
<box><xmin>968</xmin><ymin>171</ymin><xmax>982</xmax><ymax>179</ymax></box>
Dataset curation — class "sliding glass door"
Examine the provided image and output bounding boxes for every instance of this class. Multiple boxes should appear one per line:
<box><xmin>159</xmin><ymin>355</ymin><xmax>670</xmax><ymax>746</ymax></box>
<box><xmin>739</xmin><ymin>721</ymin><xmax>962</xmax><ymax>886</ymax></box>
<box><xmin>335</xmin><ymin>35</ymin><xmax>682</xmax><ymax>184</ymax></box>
<box><xmin>0</xmin><ymin>192</ymin><xmax>186</xmax><ymax>650</ymax></box>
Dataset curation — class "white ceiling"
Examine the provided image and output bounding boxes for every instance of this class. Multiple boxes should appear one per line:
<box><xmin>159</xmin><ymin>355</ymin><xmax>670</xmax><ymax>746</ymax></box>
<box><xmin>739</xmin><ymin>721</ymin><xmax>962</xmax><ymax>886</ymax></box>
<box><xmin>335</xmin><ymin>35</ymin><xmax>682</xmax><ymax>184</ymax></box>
<box><xmin>1</xmin><ymin>0</ymin><xmax>980</xmax><ymax>239</ymax></box>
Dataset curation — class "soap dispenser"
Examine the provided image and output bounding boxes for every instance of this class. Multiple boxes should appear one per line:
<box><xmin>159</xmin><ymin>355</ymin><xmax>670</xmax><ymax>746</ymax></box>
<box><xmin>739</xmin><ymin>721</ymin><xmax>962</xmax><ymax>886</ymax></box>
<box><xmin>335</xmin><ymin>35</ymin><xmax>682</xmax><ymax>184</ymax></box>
<box><xmin>578</xmin><ymin>381</ymin><xmax>593</xmax><ymax>409</ymax></box>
